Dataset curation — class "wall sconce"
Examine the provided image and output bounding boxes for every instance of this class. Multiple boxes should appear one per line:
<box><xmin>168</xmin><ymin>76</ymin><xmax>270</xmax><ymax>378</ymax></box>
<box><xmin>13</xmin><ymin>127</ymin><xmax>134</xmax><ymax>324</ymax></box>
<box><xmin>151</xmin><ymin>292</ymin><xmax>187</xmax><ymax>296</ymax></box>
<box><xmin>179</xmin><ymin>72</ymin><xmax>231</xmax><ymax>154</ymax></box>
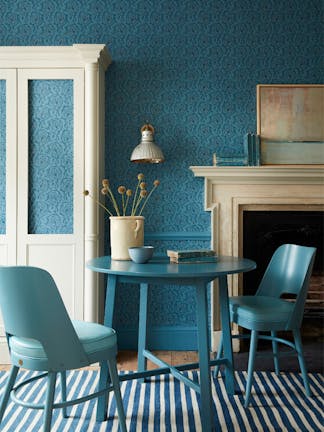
<box><xmin>130</xmin><ymin>123</ymin><xmax>165</xmax><ymax>163</ymax></box>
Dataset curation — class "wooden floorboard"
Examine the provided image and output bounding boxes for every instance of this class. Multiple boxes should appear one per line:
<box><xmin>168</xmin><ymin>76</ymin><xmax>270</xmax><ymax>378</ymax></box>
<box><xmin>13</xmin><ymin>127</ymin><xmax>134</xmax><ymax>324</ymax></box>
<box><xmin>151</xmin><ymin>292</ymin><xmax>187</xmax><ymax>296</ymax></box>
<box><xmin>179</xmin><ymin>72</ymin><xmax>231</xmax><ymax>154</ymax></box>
<box><xmin>1</xmin><ymin>340</ymin><xmax>322</xmax><ymax>373</ymax></box>
<box><xmin>117</xmin><ymin>350</ymin><xmax>199</xmax><ymax>371</ymax></box>
<box><xmin>0</xmin><ymin>351</ymin><xmax>199</xmax><ymax>372</ymax></box>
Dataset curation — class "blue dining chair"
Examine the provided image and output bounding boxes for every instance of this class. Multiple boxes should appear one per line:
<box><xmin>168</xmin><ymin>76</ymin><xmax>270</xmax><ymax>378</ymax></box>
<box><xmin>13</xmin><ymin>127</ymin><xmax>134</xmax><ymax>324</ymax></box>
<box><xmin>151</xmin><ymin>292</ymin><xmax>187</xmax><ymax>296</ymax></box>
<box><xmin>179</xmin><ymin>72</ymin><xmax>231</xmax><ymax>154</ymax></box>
<box><xmin>214</xmin><ymin>244</ymin><xmax>316</xmax><ymax>407</ymax></box>
<box><xmin>0</xmin><ymin>266</ymin><xmax>127</xmax><ymax>432</ymax></box>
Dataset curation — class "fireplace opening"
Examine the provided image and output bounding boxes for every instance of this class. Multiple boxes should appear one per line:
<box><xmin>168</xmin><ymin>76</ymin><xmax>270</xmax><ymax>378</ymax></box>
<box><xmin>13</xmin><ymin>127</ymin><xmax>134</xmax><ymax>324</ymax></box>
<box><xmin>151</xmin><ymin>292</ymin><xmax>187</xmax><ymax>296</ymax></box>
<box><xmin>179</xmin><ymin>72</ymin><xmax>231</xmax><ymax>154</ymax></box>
<box><xmin>243</xmin><ymin>210</ymin><xmax>324</xmax><ymax>340</ymax></box>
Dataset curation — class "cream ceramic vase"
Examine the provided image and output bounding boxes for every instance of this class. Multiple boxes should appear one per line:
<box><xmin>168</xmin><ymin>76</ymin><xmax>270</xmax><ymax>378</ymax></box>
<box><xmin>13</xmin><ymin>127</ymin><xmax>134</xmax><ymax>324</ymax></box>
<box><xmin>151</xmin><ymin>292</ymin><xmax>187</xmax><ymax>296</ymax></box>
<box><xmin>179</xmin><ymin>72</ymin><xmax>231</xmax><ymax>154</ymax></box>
<box><xmin>110</xmin><ymin>216</ymin><xmax>144</xmax><ymax>260</ymax></box>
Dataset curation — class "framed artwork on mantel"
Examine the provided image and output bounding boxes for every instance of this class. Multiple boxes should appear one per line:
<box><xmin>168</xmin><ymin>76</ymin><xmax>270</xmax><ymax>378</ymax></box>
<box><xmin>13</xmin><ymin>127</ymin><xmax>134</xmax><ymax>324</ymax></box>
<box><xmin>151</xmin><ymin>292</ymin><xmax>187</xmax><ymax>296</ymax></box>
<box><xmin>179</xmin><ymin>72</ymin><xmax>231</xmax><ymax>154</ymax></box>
<box><xmin>257</xmin><ymin>84</ymin><xmax>324</xmax><ymax>164</ymax></box>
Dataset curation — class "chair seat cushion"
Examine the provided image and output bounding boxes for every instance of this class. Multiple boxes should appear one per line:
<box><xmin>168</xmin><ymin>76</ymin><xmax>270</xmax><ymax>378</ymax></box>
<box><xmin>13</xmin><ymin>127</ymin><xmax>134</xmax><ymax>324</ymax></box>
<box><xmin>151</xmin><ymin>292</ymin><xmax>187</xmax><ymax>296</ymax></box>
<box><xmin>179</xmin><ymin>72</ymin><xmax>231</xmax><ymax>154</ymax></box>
<box><xmin>229</xmin><ymin>295</ymin><xmax>294</xmax><ymax>331</ymax></box>
<box><xmin>9</xmin><ymin>320</ymin><xmax>117</xmax><ymax>359</ymax></box>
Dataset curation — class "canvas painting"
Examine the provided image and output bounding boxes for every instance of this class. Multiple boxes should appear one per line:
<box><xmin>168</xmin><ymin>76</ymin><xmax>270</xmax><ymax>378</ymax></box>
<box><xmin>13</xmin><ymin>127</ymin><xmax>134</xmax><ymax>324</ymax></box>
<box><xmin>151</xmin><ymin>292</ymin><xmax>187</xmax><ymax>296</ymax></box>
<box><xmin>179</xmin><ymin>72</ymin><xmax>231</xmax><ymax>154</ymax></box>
<box><xmin>257</xmin><ymin>84</ymin><xmax>324</xmax><ymax>164</ymax></box>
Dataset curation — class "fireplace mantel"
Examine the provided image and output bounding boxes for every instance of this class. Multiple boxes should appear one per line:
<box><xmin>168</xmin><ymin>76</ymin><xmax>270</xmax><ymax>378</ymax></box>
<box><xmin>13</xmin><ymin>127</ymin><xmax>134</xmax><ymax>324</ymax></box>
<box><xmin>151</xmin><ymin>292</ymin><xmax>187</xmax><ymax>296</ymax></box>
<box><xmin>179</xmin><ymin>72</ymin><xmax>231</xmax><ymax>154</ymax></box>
<box><xmin>190</xmin><ymin>165</ymin><xmax>324</xmax><ymax>182</ymax></box>
<box><xmin>191</xmin><ymin>165</ymin><xmax>324</xmax><ymax>207</ymax></box>
<box><xmin>190</xmin><ymin>165</ymin><xmax>324</xmax><ymax>350</ymax></box>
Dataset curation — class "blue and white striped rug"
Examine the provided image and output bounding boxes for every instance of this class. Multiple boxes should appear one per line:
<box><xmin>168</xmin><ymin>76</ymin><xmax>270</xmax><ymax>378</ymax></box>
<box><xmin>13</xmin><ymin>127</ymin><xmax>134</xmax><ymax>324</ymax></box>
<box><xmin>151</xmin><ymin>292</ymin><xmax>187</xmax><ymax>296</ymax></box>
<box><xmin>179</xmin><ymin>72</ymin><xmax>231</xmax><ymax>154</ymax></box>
<box><xmin>0</xmin><ymin>370</ymin><xmax>323</xmax><ymax>431</ymax></box>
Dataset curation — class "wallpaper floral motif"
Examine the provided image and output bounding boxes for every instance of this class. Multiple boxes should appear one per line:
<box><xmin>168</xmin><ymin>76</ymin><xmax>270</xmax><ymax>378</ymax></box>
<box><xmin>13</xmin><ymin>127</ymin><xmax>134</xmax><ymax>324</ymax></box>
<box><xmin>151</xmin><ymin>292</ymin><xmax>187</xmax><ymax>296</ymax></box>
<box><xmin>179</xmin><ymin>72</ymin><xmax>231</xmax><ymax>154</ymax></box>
<box><xmin>28</xmin><ymin>80</ymin><xmax>73</xmax><ymax>234</ymax></box>
<box><xmin>0</xmin><ymin>0</ymin><xmax>322</xmax><ymax>345</ymax></box>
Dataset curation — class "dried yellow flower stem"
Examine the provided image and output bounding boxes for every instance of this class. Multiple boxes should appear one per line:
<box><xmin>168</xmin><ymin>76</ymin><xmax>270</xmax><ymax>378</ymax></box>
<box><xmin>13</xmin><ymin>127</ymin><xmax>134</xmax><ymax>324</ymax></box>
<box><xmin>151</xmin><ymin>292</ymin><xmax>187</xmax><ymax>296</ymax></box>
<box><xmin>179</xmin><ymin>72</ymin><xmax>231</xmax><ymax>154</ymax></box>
<box><xmin>131</xmin><ymin>174</ymin><xmax>144</xmax><ymax>216</ymax></box>
<box><xmin>132</xmin><ymin>190</ymin><xmax>148</xmax><ymax>216</ymax></box>
<box><xmin>85</xmin><ymin>174</ymin><xmax>159</xmax><ymax>217</ymax></box>
<box><xmin>104</xmin><ymin>184</ymin><xmax>120</xmax><ymax>216</ymax></box>
<box><xmin>138</xmin><ymin>180</ymin><xmax>160</xmax><ymax>216</ymax></box>
<box><xmin>118</xmin><ymin>186</ymin><xmax>127</xmax><ymax>215</ymax></box>
<box><xmin>124</xmin><ymin>189</ymin><xmax>132</xmax><ymax>215</ymax></box>
<box><xmin>83</xmin><ymin>190</ymin><xmax>114</xmax><ymax>217</ymax></box>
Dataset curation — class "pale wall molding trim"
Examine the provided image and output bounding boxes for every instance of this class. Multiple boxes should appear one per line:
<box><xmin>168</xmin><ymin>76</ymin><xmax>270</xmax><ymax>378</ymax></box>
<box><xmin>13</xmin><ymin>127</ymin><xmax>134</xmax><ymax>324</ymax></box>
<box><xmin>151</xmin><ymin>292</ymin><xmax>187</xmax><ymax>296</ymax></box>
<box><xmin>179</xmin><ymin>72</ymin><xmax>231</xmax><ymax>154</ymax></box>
<box><xmin>145</xmin><ymin>231</ymin><xmax>210</xmax><ymax>241</ymax></box>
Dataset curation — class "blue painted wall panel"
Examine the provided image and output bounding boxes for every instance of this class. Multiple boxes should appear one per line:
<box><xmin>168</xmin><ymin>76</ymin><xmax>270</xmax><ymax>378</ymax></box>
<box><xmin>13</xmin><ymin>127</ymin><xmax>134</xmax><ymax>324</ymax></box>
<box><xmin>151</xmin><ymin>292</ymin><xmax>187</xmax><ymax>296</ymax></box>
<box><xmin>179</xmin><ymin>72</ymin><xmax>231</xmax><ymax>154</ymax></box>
<box><xmin>0</xmin><ymin>0</ymin><xmax>322</xmax><ymax>347</ymax></box>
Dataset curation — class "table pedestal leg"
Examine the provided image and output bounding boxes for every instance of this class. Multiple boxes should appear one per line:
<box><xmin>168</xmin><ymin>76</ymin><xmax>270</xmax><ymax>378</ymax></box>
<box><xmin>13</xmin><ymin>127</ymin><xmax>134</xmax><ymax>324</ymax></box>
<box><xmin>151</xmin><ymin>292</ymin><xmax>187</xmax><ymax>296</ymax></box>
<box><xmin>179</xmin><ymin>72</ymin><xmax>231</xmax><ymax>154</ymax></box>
<box><xmin>196</xmin><ymin>281</ymin><xmax>214</xmax><ymax>432</ymax></box>
<box><xmin>103</xmin><ymin>274</ymin><xmax>117</xmax><ymax>327</ymax></box>
<box><xmin>218</xmin><ymin>275</ymin><xmax>235</xmax><ymax>395</ymax></box>
<box><xmin>138</xmin><ymin>283</ymin><xmax>148</xmax><ymax>382</ymax></box>
<box><xmin>97</xmin><ymin>275</ymin><xmax>117</xmax><ymax>421</ymax></box>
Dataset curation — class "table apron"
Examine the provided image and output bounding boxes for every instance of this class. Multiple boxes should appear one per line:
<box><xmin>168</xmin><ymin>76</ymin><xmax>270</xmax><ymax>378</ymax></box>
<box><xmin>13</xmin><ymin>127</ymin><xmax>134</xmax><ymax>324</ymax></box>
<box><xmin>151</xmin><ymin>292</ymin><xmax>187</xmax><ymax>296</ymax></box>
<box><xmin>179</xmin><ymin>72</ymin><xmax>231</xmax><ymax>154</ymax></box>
<box><xmin>114</xmin><ymin>275</ymin><xmax>219</xmax><ymax>285</ymax></box>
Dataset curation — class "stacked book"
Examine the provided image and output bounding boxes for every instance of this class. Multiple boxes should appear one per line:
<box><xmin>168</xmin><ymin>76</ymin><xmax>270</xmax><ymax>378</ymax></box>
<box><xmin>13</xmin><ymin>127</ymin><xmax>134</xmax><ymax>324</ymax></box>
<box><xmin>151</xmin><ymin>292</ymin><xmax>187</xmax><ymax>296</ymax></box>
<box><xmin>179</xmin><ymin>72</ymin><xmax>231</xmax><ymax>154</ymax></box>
<box><xmin>244</xmin><ymin>132</ymin><xmax>261</xmax><ymax>166</ymax></box>
<box><xmin>214</xmin><ymin>155</ymin><xmax>247</xmax><ymax>166</ymax></box>
<box><xmin>167</xmin><ymin>249</ymin><xmax>218</xmax><ymax>264</ymax></box>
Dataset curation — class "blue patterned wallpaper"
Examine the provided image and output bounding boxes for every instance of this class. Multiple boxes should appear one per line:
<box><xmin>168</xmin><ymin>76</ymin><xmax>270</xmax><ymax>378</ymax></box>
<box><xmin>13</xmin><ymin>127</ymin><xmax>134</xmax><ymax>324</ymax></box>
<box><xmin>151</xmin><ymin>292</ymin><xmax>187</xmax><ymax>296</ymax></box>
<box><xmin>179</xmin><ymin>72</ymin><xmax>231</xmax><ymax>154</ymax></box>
<box><xmin>0</xmin><ymin>0</ymin><xmax>323</xmax><ymax>347</ymax></box>
<box><xmin>28</xmin><ymin>80</ymin><xmax>73</xmax><ymax>234</ymax></box>
<box><xmin>0</xmin><ymin>81</ymin><xmax>5</xmax><ymax>234</ymax></box>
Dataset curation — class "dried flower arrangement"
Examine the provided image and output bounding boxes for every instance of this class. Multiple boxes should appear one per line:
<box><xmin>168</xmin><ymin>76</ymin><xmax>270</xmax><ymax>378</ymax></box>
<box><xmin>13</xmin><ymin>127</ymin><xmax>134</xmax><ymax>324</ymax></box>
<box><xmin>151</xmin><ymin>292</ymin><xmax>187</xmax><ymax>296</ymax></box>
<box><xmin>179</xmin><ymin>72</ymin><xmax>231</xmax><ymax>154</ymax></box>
<box><xmin>84</xmin><ymin>173</ymin><xmax>160</xmax><ymax>217</ymax></box>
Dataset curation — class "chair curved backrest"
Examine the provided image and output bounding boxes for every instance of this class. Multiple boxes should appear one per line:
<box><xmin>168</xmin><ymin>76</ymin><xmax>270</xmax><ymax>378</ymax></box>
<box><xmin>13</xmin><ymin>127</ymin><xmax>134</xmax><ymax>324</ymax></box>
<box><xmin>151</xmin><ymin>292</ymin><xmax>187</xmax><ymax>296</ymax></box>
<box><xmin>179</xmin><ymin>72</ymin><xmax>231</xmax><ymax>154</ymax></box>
<box><xmin>0</xmin><ymin>266</ymin><xmax>89</xmax><ymax>371</ymax></box>
<box><xmin>256</xmin><ymin>244</ymin><xmax>316</xmax><ymax>329</ymax></box>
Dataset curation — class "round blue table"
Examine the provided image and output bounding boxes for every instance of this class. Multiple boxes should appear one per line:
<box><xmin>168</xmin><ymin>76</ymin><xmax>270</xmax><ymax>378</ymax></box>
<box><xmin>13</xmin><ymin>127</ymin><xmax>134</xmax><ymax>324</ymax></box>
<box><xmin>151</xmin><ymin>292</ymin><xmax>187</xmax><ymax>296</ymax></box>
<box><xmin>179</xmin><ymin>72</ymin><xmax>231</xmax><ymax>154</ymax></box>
<box><xmin>87</xmin><ymin>255</ymin><xmax>256</xmax><ymax>432</ymax></box>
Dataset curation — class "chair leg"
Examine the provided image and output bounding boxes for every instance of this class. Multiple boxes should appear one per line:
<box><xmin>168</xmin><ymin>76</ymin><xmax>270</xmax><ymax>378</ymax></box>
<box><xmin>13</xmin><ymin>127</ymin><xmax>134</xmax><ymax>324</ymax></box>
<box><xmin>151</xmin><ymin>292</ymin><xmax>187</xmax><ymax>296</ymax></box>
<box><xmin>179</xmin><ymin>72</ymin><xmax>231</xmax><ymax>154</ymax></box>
<box><xmin>60</xmin><ymin>371</ymin><xmax>68</xmax><ymax>418</ymax></box>
<box><xmin>271</xmin><ymin>331</ymin><xmax>280</xmax><ymax>375</ymax></box>
<box><xmin>0</xmin><ymin>365</ymin><xmax>19</xmax><ymax>423</ymax></box>
<box><xmin>108</xmin><ymin>358</ymin><xmax>127</xmax><ymax>432</ymax></box>
<box><xmin>43</xmin><ymin>372</ymin><xmax>57</xmax><ymax>432</ymax></box>
<box><xmin>96</xmin><ymin>361</ymin><xmax>110</xmax><ymax>422</ymax></box>
<box><xmin>244</xmin><ymin>330</ymin><xmax>258</xmax><ymax>408</ymax></box>
<box><xmin>293</xmin><ymin>328</ymin><xmax>311</xmax><ymax>397</ymax></box>
<box><xmin>213</xmin><ymin>333</ymin><xmax>223</xmax><ymax>378</ymax></box>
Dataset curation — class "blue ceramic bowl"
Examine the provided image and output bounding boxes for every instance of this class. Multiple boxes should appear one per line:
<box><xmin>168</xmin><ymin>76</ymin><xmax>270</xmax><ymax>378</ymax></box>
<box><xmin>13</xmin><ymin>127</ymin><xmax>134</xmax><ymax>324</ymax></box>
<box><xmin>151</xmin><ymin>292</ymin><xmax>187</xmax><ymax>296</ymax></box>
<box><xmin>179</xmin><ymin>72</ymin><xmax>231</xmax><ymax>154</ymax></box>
<box><xmin>128</xmin><ymin>246</ymin><xmax>154</xmax><ymax>264</ymax></box>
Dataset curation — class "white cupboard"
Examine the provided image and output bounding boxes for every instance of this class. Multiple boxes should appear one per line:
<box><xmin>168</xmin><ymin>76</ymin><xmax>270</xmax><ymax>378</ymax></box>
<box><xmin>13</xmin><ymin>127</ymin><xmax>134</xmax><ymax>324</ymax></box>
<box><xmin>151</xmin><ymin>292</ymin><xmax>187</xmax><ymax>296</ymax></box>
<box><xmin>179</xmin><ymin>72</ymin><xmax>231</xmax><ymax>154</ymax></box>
<box><xmin>0</xmin><ymin>45</ymin><xmax>110</xmax><ymax>362</ymax></box>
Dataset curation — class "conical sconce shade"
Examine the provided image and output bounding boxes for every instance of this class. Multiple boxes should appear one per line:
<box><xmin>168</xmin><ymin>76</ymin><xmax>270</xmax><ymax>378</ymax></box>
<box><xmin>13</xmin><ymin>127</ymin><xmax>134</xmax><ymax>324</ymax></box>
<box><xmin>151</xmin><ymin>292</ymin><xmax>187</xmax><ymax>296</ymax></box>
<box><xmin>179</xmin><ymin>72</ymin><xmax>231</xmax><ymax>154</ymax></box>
<box><xmin>130</xmin><ymin>123</ymin><xmax>165</xmax><ymax>163</ymax></box>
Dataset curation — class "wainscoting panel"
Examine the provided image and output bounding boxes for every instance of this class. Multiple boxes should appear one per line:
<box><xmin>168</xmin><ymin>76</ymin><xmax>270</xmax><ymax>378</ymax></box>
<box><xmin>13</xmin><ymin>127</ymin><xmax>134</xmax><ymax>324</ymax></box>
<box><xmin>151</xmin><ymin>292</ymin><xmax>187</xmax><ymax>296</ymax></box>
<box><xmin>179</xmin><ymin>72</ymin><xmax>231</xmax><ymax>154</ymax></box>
<box><xmin>116</xmin><ymin>325</ymin><xmax>198</xmax><ymax>350</ymax></box>
<box><xmin>25</xmin><ymin>242</ymin><xmax>80</xmax><ymax>318</ymax></box>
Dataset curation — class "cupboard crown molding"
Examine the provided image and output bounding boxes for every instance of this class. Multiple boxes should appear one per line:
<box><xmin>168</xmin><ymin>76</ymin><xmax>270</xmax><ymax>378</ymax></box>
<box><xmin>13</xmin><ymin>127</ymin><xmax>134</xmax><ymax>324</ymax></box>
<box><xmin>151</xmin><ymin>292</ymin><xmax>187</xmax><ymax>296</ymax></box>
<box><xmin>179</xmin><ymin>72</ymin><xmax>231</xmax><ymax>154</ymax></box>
<box><xmin>0</xmin><ymin>44</ymin><xmax>111</xmax><ymax>69</ymax></box>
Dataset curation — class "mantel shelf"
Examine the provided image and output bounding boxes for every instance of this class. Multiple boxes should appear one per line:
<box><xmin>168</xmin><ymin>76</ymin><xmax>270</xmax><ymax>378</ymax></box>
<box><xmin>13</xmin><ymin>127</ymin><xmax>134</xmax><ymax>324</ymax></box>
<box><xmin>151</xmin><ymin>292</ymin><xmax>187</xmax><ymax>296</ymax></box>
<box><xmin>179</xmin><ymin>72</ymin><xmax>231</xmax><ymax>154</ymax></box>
<box><xmin>190</xmin><ymin>165</ymin><xmax>324</xmax><ymax>185</ymax></box>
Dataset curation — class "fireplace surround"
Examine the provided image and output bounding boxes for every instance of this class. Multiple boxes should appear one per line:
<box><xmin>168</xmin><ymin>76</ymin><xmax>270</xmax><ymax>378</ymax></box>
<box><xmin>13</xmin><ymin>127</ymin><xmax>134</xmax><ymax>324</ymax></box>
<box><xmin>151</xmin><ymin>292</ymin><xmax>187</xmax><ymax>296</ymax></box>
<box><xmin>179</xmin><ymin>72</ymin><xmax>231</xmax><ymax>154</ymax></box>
<box><xmin>190</xmin><ymin>165</ymin><xmax>324</xmax><ymax>351</ymax></box>
<box><xmin>243</xmin><ymin>210</ymin><xmax>323</xmax><ymax>325</ymax></box>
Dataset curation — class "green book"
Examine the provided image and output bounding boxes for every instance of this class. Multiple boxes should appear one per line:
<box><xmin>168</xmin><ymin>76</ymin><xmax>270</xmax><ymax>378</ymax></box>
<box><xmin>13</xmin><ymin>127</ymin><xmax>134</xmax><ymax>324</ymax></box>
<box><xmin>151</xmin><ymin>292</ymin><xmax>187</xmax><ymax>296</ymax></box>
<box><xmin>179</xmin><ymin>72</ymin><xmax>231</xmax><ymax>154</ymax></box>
<box><xmin>170</xmin><ymin>255</ymin><xmax>218</xmax><ymax>263</ymax></box>
<box><xmin>167</xmin><ymin>249</ymin><xmax>217</xmax><ymax>259</ymax></box>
